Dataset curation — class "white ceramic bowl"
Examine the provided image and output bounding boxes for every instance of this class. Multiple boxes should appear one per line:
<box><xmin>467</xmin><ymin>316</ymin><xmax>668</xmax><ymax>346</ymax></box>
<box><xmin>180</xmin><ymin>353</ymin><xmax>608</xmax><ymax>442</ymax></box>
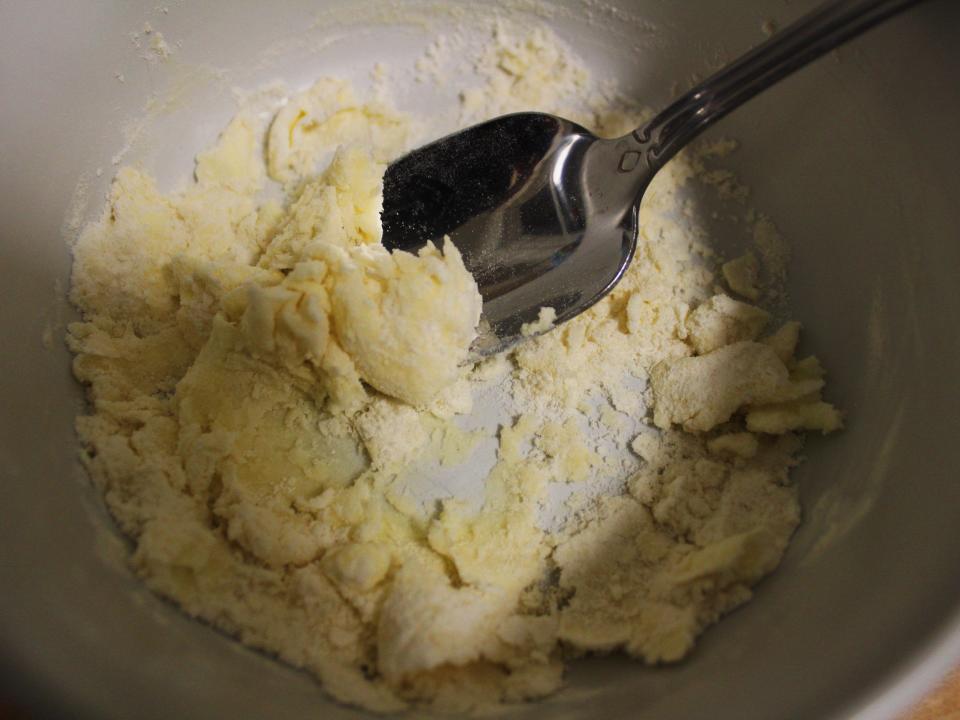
<box><xmin>2</xmin><ymin>1</ymin><xmax>960</xmax><ymax>718</ymax></box>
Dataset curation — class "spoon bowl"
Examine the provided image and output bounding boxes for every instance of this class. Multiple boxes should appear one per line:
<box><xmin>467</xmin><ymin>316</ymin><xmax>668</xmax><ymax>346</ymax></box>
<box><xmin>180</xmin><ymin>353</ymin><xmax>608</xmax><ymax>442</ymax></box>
<box><xmin>382</xmin><ymin>113</ymin><xmax>643</xmax><ymax>355</ymax></box>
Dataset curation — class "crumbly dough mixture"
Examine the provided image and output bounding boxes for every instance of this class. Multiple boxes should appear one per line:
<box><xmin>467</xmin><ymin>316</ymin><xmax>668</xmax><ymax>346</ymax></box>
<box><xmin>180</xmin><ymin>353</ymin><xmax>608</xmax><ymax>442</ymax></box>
<box><xmin>68</xmin><ymin>25</ymin><xmax>840</xmax><ymax>714</ymax></box>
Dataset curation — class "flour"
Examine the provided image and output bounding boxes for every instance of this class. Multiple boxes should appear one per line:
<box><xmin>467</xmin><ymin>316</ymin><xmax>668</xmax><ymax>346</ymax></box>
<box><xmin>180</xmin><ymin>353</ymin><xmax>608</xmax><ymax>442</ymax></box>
<box><xmin>67</xmin><ymin>20</ymin><xmax>841</xmax><ymax>715</ymax></box>
<box><xmin>130</xmin><ymin>22</ymin><xmax>175</xmax><ymax>65</ymax></box>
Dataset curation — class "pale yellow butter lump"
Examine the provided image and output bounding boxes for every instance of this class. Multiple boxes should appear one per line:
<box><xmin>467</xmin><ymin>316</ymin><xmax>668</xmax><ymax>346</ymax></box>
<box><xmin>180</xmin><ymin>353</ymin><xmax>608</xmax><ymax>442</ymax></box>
<box><xmin>763</xmin><ymin>320</ymin><xmax>802</xmax><ymax>363</ymax></box>
<box><xmin>722</xmin><ymin>252</ymin><xmax>761</xmax><ymax>301</ymax></box>
<box><xmin>747</xmin><ymin>399</ymin><xmax>843</xmax><ymax>434</ymax></box>
<box><xmin>520</xmin><ymin>306</ymin><xmax>557</xmax><ymax>336</ymax></box>
<box><xmin>257</xmin><ymin>145</ymin><xmax>385</xmax><ymax>270</ymax></box>
<box><xmin>707</xmin><ymin>432</ymin><xmax>760</xmax><ymax>459</ymax></box>
<box><xmin>240</xmin><ymin>145</ymin><xmax>482</xmax><ymax>406</ymax></box>
<box><xmin>685</xmin><ymin>293</ymin><xmax>770</xmax><ymax>355</ymax></box>
<box><xmin>235</xmin><ymin>232</ymin><xmax>481</xmax><ymax>407</ymax></box>
<box><xmin>651</xmin><ymin>295</ymin><xmax>841</xmax><ymax>434</ymax></box>
<box><xmin>321</xmin><ymin>239</ymin><xmax>481</xmax><ymax>406</ymax></box>
<box><xmin>267</xmin><ymin>77</ymin><xmax>410</xmax><ymax>184</ymax></box>
<box><xmin>651</xmin><ymin>342</ymin><xmax>794</xmax><ymax>432</ymax></box>
<box><xmin>376</xmin><ymin>554</ymin><xmax>507</xmax><ymax>682</ymax></box>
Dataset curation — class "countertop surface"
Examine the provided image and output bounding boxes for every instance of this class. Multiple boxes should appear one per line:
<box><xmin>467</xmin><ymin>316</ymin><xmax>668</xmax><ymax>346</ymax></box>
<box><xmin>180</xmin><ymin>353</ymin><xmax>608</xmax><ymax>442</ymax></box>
<box><xmin>902</xmin><ymin>666</ymin><xmax>960</xmax><ymax>720</ymax></box>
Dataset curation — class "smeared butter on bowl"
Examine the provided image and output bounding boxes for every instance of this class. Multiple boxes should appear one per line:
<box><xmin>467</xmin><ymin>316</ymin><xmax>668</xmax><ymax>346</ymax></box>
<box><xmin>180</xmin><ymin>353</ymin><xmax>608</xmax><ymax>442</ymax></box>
<box><xmin>67</xmin><ymin>21</ymin><xmax>841</xmax><ymax>715</ymax></box>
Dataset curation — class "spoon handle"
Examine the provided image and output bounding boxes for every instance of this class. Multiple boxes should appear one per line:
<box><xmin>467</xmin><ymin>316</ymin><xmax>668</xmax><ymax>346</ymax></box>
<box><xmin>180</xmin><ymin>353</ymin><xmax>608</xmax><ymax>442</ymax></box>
<box><xmin>633</xmin><ymin>0</ymin><xmax>924</xmax><ymax>169</ymax></box>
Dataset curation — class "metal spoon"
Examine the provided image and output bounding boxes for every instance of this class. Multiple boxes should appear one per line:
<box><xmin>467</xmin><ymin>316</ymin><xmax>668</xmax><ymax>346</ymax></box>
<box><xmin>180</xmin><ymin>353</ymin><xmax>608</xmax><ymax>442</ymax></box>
<box><xmin>381</xmin><ymin>0</ymin><xmax>922</xmax><ymax>356</ymax></box>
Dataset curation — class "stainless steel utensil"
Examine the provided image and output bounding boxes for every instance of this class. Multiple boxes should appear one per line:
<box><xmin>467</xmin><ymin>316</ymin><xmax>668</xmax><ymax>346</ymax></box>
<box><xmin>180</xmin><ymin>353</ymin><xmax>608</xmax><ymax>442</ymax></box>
<box><xmin>382</xmin><ymin>0</ymin><xmax>922</xmax><ymax>355</ymax></box>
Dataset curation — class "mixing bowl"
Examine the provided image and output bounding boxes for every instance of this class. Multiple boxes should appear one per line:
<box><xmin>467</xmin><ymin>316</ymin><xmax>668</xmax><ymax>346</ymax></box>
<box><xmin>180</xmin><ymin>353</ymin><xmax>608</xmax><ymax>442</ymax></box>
<box><xmin>2</xmin><ymin>1</ymin><xmax>959</xmax><ymax>718</ymax></box>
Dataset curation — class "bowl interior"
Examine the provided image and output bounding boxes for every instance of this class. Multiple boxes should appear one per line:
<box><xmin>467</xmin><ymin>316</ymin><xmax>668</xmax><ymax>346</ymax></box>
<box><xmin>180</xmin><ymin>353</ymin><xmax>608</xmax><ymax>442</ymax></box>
<box><xmin>2</xmin><ymin>1</ymin><xmax>960</xmax><ymax>718</ymax></box>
